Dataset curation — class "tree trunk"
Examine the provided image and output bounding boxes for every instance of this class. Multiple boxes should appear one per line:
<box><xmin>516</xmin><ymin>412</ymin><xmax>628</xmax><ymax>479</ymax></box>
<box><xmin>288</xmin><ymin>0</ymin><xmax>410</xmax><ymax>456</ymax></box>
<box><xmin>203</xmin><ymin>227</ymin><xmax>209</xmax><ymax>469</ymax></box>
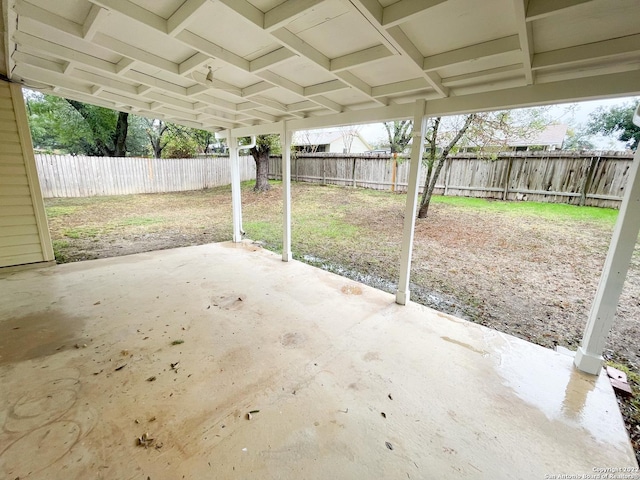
<box><xmin>151</xmin><ymin>138</ymin><xmax>163</xmax><ymax>158</ymax></box>
<box><xmin>252</xmin><ymin>148</ymin><xmax>270</xmax><ymax>191</ymax></box>
<box><xmin>113</xmin><ymin>111</ymin><xmax>128</xmax><ymax>157</ymax></box>
<box><xmin>418</xmin><ymin>160</ymin><xmax>436</xmax><ymax>218</ymax></box>
<box><xmin>417</xmin><ymin>114</ymin><xmax>476</xmax><ymax>218</ymax></box>
<box><xmin>418</xmin><ymin>157</ymin><xmax>446</xmax><ymax>218</ymax></box>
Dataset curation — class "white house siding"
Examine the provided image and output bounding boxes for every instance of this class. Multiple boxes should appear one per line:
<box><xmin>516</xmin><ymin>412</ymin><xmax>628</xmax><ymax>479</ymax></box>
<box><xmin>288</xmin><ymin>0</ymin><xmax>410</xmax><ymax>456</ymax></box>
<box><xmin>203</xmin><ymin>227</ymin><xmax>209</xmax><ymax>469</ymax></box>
<box><xmin>0</xmin><ymin>81</ymin><xmax>54</xmax><ymax>268</ymax></box>
<box><xmin>328</xmin><ymin>137</ymin><xmax>371</xmax><ymax>154</ymax></box>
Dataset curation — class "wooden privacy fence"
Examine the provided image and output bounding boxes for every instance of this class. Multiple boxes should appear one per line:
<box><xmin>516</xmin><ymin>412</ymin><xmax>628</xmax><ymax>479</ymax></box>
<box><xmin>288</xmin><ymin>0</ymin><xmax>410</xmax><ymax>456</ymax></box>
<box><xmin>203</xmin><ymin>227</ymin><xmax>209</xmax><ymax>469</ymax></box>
<box><xmin>35</xmin><ymin>154</ymin><xmax>256</xmax><ymax>198</ymax></box>
<box><xmin>269</xmin><ymin>151</ymin><xmax>634</xmax><ymax>209</ymax></box>
<box><xmin>35</xmin><ymin>151</ymin><xmax>634</xmax><ymax>208</ymax></box>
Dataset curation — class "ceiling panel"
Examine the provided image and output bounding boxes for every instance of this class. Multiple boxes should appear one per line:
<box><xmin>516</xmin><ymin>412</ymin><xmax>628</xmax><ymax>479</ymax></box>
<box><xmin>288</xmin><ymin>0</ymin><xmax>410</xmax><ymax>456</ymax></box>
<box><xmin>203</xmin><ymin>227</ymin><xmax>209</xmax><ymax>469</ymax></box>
<box><xmin>285</xmin><ymin>0</ymin><xmax>351</xmax><ymax>35</ymax></box>
<box><xmin>187</xmin><ymin>3</ymin><xmax>280</xmax><ymax>60</ymax></box>
<box><xmin>400</xmin><ymin>0</ymin><xmax>515</xmax><ymax>56</ymax></box>
<box><xmin>28</xmin><ymin>0</ymin><xmax>92</xmax><ymax>24</ymax></box>
<box><xmin>99</xmin><ymin>14</ymin><xmax>195</xmax><ymax>63</ymax></box>
<box><xmin>351</xmin><ymin>56</ymin><xmax>422</xmax><ymax>87</ymax></box>
<box><xmin>268</xmin><ymin>57</ymin><xmax>335</xmax><ymax>87</ymax></box>
<box><xmin>532</xmin><ymin>0</ymin><xmax>640</xmax><ymax>52</ymax></box>
<box><xmin>295</xmin><ymin>11</ymin><xmax>382</xmax><ymax>58</ymax></box>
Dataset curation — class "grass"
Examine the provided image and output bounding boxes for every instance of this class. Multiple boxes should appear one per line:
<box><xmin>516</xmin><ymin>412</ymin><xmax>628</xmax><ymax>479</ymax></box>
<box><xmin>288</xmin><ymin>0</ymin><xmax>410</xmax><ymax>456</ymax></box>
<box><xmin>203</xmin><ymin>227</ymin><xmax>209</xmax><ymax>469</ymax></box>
<box><xmin>63</xmin><ymin>226</ymin><xmax>103</xmax><ymax>239</ymax></box>
<box><xmin>433</xmin><ymin>196</ymin><xmax>619</xmax><ymax>224</ymax></box>
<box><xmin>47</xmin><ymin>205</ymin><xmax>80</xmax><ymax>217</ymax></box>
<box><xmin>51</xmin><ymin>239</ymin><xmax>70</xmax><ymax>262</ymax></box>
<box><xmin>116</xmin><ymin>216</ymin><xmax>164</xmax><ymax>227</ymax></box>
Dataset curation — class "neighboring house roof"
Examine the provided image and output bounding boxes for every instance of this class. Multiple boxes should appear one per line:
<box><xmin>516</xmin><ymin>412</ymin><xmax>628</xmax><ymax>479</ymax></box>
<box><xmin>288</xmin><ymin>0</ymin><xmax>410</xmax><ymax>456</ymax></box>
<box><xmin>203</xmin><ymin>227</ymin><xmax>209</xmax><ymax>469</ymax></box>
<box><xmin>507</xmin><ymin>124</ymin><xmax>568</xmax><ymax>148</ymax></box>
<box><xmin>292</xmin><ymin>130</ymin><xmax>372</xmax><ymax>150</ymax></box>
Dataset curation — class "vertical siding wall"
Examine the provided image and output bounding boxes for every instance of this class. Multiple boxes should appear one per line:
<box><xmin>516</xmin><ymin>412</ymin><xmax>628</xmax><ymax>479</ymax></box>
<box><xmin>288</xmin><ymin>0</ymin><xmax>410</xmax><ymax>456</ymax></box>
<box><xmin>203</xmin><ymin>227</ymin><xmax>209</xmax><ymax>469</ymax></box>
<box><xmin>0</xmin><ymin>82</ymin><xmax>53</xmax><ymax>268</ymax></box>
<box><xmin>36</xmin><ymin>154</ymin><xmax>257</xmax><ymax>198</ymax></box>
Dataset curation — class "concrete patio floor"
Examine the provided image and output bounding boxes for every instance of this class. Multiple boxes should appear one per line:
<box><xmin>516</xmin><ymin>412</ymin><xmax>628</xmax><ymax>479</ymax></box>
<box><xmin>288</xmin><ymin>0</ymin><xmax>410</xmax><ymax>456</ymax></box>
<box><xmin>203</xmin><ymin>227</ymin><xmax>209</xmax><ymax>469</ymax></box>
<box><xmin>0</xmin><ymin>241</ymin><xmax>636</xmax><ymax>479</ymax></box>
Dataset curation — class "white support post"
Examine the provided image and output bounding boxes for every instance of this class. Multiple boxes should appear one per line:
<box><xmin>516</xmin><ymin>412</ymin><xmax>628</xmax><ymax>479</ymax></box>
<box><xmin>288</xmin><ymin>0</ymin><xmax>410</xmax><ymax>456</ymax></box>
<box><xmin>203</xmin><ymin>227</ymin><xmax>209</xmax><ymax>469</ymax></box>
<box><xmin>396</xmin><ymin>99</ymin><xmax>428</xmax><ymax>305</ymax></box>
<box><xmin>281</xmin><ymin>125</ymin><xmax>293</xmax><ymax>262</ymax></box>
<box><xmin>229</xmin><ymin>136</ymin><xmax>243</xmax><ymax>243</ymax></box>
<box><xmin>575</xmin><ymin>146</ymin><xmax>640</xmax><ymax>375</ymax></box>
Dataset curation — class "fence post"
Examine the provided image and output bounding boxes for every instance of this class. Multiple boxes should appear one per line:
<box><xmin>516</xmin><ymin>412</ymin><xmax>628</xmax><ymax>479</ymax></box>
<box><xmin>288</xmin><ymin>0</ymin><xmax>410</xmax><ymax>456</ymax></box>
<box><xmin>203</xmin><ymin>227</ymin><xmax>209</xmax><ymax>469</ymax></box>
<box><xmin>391</xmin><ymin>154</ymin><xmax>397</xmax><ymax>192</ymax></box>
<box><xmin>502</xmin><ymin>156</ymin><xmax>513</xmax><ymax>200</ymax></box>
<box><xmin>352</xmin><ymin>157</ymin><xmax>357</xmax><ymax>187</ymax></box>
<box><xmin>322</xmin><ymin>158</ymin><xmax>326</xmax><ymax>185</ymax></box>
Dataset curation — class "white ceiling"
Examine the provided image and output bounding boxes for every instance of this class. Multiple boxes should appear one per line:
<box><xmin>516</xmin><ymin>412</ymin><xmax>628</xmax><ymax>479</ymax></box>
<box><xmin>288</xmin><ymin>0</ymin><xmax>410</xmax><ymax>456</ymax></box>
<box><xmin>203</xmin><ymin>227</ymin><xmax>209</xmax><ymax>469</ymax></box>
<box><xmin>2</xmin><ymin>0</ymin><xmax>640</xmax><ymax>133</ymax></box>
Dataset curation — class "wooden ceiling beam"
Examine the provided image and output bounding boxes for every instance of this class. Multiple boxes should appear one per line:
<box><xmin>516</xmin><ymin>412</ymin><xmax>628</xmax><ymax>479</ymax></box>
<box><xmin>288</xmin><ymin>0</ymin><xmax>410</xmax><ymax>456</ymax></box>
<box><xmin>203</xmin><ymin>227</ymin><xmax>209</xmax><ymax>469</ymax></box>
<box><xmin>382</xmin><ymin>0</ymin><xmax>447</xmax><ymax>28</ymax></box>
<box><xmin>526</xmin><ymin>0</ymin><xmax>595</xmax><ymax>21</ymax></box>
<box><xmin>512</xmin><ymin>0</ymin><xmax>534</xmax><ymax>84</ymax></box>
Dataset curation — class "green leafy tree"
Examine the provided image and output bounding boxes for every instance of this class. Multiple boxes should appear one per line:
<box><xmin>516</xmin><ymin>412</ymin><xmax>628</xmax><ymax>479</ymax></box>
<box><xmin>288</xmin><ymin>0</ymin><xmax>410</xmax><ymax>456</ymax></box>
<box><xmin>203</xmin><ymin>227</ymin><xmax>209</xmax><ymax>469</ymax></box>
<box><xmin>191</xmin><ymin>129</ymin><xmax>215</xmax><ymax>154</ymax></box>
<box><xmin>586</xmin><ymin>101</ymin><xmax>640</xmax><ymax>150</ymax></box>
<box><xmin>24</xmin><ymin>91</ymin><xmax>147</xmax><ymax>156</ymax></box>
<box><xmin>162</xmin><ymin>130</ymin><xmax>199</xmax><ymax>158</ymax></box>
<box><xmin>249</xmin><ymin>134</ymin><xmax>280</xmax><ymax>192</ymax></box>
<box><xmin>126</xmin><ymin>115</ymin><xmax>152</xmax><ymax>157</ymax></box>
<box><xmin>66</xmin><ymin>100</ymin><xmax>129</xmax><ymax>156</ymax></box>
<box><xmin>563</xmin><ymin>127</ymin><xmax>595</xmax><ymax>151</ymax></box>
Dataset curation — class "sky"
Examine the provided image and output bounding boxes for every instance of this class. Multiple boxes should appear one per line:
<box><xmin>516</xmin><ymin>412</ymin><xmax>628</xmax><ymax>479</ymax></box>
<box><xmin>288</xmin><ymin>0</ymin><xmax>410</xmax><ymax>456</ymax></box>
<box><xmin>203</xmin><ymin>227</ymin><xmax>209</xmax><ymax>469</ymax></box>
<box><xmin>351</xmin><ymin>96</ymin><xmax>640</xmax><ymax>151</ymax></box>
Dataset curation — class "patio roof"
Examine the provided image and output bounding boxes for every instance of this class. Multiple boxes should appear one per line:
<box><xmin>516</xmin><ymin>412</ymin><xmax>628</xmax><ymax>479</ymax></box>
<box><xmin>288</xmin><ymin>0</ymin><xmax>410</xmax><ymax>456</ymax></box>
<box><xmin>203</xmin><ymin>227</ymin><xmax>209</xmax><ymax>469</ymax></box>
<box><xmin>0</xmin><ymin>242</ymin><xmax>636</xmax><ymax>478</ymax></box>
<box><xmin>2</xmin><ymin>0</ymin><xmax>640</xmax><ymax>133</ymax></box>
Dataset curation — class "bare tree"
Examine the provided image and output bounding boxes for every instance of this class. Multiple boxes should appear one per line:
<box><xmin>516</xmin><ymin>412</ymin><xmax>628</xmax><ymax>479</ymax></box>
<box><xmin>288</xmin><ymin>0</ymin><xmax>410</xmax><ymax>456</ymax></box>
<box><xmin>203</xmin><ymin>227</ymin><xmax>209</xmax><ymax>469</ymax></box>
<box><xmin>339</xmin><ymin>126</ymin><xmax>362</xmax><ymax>153</ymax></box>
<box><xmin>417</xmin><ymin>108</ymin><xmax>551</xmax><ymax>218</ymax></box>
<box><xmin>295</xmin><ymin>130</ymin><xmax>321</xmax><ymax>153</ymax></box>
<box><xmin>384</xmin><ymin>121</ymin><xmax>413</xmax><ymax>154</ymax></box>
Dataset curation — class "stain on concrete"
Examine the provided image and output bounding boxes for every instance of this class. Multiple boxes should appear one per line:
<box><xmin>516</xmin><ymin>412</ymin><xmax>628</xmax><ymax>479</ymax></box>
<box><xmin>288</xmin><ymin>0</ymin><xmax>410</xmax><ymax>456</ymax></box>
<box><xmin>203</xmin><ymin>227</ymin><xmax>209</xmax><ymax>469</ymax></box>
<box><xmin>281</xmin><ymin>332</ymin><xmax>306</xmax><ymax>348</ymax></box>
<box><xmin>0</xmin><ymin>309</ymin><xmax>86</xmax><ymax>365</ymax></box>
<box><xmin>216</xmin><ymin>294</ymin><xmax>246</xmax><ymax>310</ymax></box>
<box><xmin>363</xmin><ymin>351</ymin><xmax>381</xmax><ymax>362</ymax></box>
<box><xmin>440</xmin><ymin>336</ymin><xmax>488</xmax><ymax>356</ymax></box>
<box><xmin>341</xmin><ymin>285</ymin><xmax>363</xmax><ymax>295</ymax></box>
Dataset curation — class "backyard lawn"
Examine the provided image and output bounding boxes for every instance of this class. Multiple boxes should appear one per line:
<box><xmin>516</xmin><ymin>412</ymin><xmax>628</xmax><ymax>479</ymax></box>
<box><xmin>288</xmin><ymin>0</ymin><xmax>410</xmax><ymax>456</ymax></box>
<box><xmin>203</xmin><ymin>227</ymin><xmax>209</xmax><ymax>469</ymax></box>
<box><xmin>45</xmin><ymin>181</ymin><xmax>640</xmax><ymax>457</ymax></box>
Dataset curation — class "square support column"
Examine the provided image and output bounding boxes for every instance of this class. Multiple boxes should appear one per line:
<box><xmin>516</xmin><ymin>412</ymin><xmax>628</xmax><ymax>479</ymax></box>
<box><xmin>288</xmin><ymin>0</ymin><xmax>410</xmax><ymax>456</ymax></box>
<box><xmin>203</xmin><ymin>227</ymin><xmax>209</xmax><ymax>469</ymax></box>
<box><xmin>575</xmin><ymin>145</ymin><xmax>640</xmax><ymax>374</ymax></box>
<box><xmin>281</xmin><ymin>125</ymin><xmax>293</xmax><ymax>262</ymax></box>
<box><xmin>396</xmin><ymin>99</ymin><xmax>428</xmax><ymax>305</ymax></box>
<box><xmin>228</xmin><ymin>137</ymin><xmax>243</xmax><ymax>243</ymax></box>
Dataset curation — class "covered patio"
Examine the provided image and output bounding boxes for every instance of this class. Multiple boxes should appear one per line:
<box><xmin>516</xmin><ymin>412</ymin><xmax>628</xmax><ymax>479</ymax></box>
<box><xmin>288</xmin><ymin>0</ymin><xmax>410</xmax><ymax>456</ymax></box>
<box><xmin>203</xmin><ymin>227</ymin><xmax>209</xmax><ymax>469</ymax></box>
<box><xmin>1</xmin><ymin>242</ymin><xmax>635</xmax><ymax>478</ymax></box>
<box><xmin>2</xmin><ymin>0</ymin><xmax>640</xmax><ymax>476</ymax></box>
